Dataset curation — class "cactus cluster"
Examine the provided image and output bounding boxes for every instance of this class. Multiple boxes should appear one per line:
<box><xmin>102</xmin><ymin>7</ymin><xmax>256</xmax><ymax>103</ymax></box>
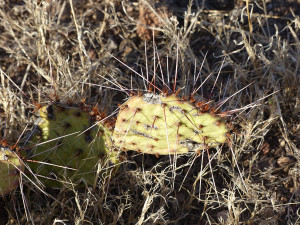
<box><xmin>0</xmin><ymin>141</ymin><xmax>24</xmax><ymax>196</ymax></box>
<box><xmin>113</xmin><ymin>93</ymin><xmax>228</xmax><ymax>155</ymax></box>
<box><xmin>23</xmin><ymin>104</ymin><xmax>117</xmax><ymax>188</ymax></box>
<box><xmin>1</xmin><ymin>90</ymin><xmax>229</xmax><ymax>192</ymax></box>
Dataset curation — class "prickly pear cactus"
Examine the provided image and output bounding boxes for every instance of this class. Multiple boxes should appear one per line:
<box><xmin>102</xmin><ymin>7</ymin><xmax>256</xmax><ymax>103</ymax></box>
<box><xmin>0</xmin><ymin>141</ymin><xmax>24</xmax><ymax>196</ymax></box>
<box><xmin>113</xmin><ymin>93</ymin><xmax>228</xmax><ymax>155</ymax></box>
<box><xmin>25</xmin><ymin>104</ymin><xmax>117</xmax><ymax>188</ymax></box>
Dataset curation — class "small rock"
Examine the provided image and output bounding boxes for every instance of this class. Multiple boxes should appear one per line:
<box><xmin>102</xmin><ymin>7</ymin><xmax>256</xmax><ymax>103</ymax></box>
<box><xmin>279</xmin><ymin>138</ymin><xmax>286</xmax><ymax>147</ymax></box>
<box><xmin>277</xmin><ymin>156</ymin><xmax>296</xmax><ymax>167</ymax></box>
<box><xmin>106</xmin><ymin>38</ymin><xmax>118</xmax><ymax>51</ymax></box>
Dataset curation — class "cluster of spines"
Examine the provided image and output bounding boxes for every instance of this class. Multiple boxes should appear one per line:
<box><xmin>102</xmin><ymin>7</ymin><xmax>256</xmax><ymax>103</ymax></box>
<box><xmin>1</xmin><ymin>86</ymin><xmax>232</xmax><ymax>191</ymax></box>
<box><xmin>112</xmin><ymin>91</ymin><xmax>230</xmax><ymax>155</ymax></box>
<box><xmin>23</xmin><ymin>102</ymin><xmax>118</xmax><ymax>188</ymax></box>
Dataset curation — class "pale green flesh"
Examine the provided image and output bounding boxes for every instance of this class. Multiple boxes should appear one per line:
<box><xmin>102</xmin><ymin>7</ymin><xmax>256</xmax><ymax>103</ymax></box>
<box><xmin>113</xmin><ymin>94</ymin><xmax>228</xmax><ymax>154</ymax></box>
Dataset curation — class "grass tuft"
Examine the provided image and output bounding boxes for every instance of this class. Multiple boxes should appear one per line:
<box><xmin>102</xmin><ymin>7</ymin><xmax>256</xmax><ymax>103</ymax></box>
<box><xmin>0</xmin><ymin>0</ymin><xmax>299</xmax><ymax>224</ymax></box>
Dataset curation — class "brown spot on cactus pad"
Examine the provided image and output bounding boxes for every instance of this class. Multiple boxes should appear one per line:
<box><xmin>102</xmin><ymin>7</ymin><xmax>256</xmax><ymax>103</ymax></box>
<box><xmin>24</xmin><ymin>104</ymin><xmax>118</xmax><ymax>188</ymax></box>
<box><xmin>113</xmin><ymin>93</ymin><xmax>228</xmax><ymax>155</ymax></box>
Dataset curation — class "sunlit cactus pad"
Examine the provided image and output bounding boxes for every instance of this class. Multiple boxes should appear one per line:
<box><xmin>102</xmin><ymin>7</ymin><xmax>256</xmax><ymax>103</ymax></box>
<box><xmin>0</xmin><ymin>143</ymin><xmax>24</xmax><ymax>196</ymax></box>
<box><xmin>25</xmin><ymin>104</ymin><xmax>116</xmax><ymax>188</ymax></box>
<box><xmin>113</xmin><ymin>93</ymin><xmax>228</xmax><ymax>155</ymax></box>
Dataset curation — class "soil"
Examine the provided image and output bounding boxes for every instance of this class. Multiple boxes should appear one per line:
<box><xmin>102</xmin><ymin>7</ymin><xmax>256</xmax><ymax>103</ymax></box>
<box><xmin>0</xmin><ymin>0</ymin><xmax>299</xmax><ymax>224</ymax></box>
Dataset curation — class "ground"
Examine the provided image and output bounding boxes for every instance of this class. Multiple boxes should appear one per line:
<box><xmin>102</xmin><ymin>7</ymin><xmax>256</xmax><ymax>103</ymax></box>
<box><xmin>0</xmin><ymin>0</ymin><xmax>299</xmax><ymax>224</ymax></box>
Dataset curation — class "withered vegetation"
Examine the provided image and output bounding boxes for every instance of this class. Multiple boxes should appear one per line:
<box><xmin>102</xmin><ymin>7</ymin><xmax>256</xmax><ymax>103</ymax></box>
<box><xmin>0</xmin><ymin>0</ymin><xmax>299</xmax><ymax>224</ymax></box>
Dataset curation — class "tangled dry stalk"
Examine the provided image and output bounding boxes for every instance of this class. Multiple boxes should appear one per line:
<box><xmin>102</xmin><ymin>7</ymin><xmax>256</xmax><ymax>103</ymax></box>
<box><xmin>0</xmin><ymin>0</ymin><xmax>299</xmax><ymax>224</ymax></box>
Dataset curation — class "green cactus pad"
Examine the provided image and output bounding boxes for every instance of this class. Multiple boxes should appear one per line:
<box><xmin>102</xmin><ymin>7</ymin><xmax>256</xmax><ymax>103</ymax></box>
<box><xmin>25</xmin><ymin>104</ymin><xmax>117</xmax><ymax>188</ymax></box>
<box><xmin>0</xmin><ymin>144</ymin><xmax>24</xmax><ymax>196</ymax></box>
<box><xmin>113</xmin><ymin>93</ymin><xmax>228</xmax><ymax>155</ymax></box>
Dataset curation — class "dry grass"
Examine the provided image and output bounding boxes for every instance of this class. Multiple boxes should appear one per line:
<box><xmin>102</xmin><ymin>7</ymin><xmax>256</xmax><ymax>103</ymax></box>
<box><xmin>0</xmin><ymin>0</ymin><xmax>299</xmax><ymax>224</ymax></box>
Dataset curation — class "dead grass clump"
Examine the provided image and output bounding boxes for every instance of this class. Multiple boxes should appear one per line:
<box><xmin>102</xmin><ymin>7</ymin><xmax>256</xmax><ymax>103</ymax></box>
<box><xmin>137</xmin><ymin>1</ymin><xmax>171</xmax><ymax>40</ymax></box>
<box><xmin>0</xmin><ymin>0</ymin><xmax>299</xmax><ymax>224</ymax></box>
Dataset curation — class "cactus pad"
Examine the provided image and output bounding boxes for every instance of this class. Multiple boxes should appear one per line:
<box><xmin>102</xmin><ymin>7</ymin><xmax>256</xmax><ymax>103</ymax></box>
<box><xmin>0</xmin><ymin>143</ymin><xmax>24</xmax><ymax>196</ymax></box>
<box><xmin>25</xmin><ymin>104</ymin><xmax>117</xmax><ymax>188</ymax></box>
<box><xmin>113</xmin><ymin>93</ymin><xmax>228</xmax><ymax>155</ymax></box>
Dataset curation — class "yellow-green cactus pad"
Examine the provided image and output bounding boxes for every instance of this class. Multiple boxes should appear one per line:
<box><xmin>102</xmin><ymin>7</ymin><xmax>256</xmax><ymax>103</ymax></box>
<box><xmin>25</xmin><ymin>104</ymin><xmax>117</xmax><ymax>188</ymax></box>
<box><xmin>113</xmin><ymin>93</ymin><xmax>228</xmax><ymax>155</ymax></box>
<box><xmin>0</xmin><ymin>144</ymin><xmax>24</xmax><ymax>196</ymax></box>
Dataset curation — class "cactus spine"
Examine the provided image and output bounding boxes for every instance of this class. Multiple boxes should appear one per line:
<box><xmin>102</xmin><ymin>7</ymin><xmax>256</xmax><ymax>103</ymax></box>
<box><xmin>113</xmin><ymin>93</ymin><xmax>228</xmax><ymax>155</ymax></box>
<box><xmin>25</xmin><ymin>104</ymin><xmax>117</xmax><ymax>188</ymax></box>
